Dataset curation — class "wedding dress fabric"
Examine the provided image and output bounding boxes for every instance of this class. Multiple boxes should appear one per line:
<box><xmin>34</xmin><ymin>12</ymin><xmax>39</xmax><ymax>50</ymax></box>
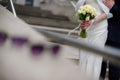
<box><xmin>76</xmin><ymin>0</ymin><xmax>108</xmax><ymax>79</ymax></box>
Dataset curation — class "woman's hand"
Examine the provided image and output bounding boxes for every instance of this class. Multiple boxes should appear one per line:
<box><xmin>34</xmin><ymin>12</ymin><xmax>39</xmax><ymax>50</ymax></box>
<box><xmin>80</xmin><ymin>20</ymin><xmax>94</xmax><ymax>29</ymax></box>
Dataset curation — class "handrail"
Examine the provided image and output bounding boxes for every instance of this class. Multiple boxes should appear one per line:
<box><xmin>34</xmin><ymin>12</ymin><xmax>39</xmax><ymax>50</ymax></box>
<box><xmin>10</xmin><ymin>0</ymin><xmax>17</xmax><ymax>17</ymax></box>
<box><xmin>33</xmin><ymin>27</ymin><xmax>120</xmax><ymax>66</ymax></box>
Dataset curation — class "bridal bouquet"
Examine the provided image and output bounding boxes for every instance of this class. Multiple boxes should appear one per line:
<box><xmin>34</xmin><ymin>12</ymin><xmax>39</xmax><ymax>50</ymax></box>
<box><xmin>77</xmin><ymin>4</ymin><xmax>97</xmax><ymax>38</ymax></box>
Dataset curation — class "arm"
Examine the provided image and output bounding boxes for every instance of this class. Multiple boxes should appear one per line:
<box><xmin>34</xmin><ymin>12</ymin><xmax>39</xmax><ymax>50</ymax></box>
<box><xmin>94</xmin><ymin>12</ymin><xmax>107</xmax><ymax>24</ymax></box>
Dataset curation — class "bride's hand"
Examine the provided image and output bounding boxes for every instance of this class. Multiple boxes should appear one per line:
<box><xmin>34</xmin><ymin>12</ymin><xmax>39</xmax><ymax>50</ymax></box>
<box><xmin>80</xmin><ymin>20</ymin><xmax>94</xmax><ymax>29</ymax></box>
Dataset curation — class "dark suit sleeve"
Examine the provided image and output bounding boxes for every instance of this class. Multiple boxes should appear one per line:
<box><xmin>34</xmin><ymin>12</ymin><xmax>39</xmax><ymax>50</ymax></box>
<box><xmin>110</xmin><ymin>3</ymin><xmax>120</xmax><ymax>17</ymax></box>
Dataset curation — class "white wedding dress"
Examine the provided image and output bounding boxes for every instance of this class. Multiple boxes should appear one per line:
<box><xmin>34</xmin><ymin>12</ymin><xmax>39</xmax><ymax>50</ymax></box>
<box><xmin>76</xmin><ymin>0</ymin><xmax>108</xmax><ymax>79</ymax></box>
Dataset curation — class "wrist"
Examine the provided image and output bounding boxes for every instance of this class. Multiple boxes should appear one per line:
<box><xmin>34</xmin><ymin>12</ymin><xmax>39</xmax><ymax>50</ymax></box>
<box><xmin>91</xmin><ymin>19</ymin><xmax>95</xmax><ymax>25</ymax></box>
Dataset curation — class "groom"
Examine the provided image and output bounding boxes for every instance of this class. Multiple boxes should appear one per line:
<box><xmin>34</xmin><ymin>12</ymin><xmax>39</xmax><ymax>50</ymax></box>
<box><xmin>100</xmin><ymin>0</ymin><xmax>120</xmax><ymax>80</ymax></box>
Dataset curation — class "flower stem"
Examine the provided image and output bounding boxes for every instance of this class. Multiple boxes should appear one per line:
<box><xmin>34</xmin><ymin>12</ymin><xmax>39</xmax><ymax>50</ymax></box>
<box><xmin>80</xmin><ymin>29</ymin><xmax>87</xmax><ymax>38</ymax></box>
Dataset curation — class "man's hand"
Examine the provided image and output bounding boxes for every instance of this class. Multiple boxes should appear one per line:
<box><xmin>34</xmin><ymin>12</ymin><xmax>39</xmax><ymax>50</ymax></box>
<box><xmin>103</xmin><ymin>0</ymin><xmax>115</xmax><ymax>9</ymax></box>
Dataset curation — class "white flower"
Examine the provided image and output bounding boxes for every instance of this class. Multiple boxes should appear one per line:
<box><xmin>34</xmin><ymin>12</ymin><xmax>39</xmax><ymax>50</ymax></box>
<box><xmin>77</xmin><ymin>4</ymin><xmax>97</xmax><ymax>20</ymax></box>
<box><xmin>82</xmin><ymin>11</ymin><xmax>86</xmax><ymax>15</ymax></box>
<box><xmin>85</xmin><ymin>16</ymin><xmax>90</xmax><ymax>21</ymax></box>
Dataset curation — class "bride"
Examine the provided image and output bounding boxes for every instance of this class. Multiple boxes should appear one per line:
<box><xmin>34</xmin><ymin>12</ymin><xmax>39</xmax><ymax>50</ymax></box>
<box><xmin>75</xmin><ymin>0</ymin><xmax>113</xmax><ymax>79</ymax></box>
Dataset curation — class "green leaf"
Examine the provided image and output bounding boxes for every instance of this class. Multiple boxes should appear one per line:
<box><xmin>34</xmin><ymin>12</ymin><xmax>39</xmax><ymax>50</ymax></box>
<box><xmin>86</xmin><ymin>13</ymin><xmax>91</xmax><ymax>17</ymax></box>
<box><xmin>90</xmin><ymin>15</ymin><xmax>95</xmax><ymax>19</ymax></box>
<box><xmin>78</xmin><ymin>13</ymin><xmax>85</xmax><ymax>20</ymax></box>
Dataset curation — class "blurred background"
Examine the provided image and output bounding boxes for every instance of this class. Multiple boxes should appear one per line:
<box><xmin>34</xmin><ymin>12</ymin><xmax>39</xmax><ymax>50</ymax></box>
<box><xmin>0</xmin><ymin>0</ymin><xmax>79</xmax><ymax>36</ymax></box>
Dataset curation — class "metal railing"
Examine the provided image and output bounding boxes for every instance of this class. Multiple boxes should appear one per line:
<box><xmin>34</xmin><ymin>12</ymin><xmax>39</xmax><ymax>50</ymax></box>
<box><xmin>34</xmin><ymin>27</ymin><xmax>120</xmax><ymax>66</ymax></box>
<box><xmin>10</xmin><ymin>0</ymin><xmax>16</xmax><ymax>17</ymax></box>
<box><xmin>8</xmin><ymin>0</ymin><xmax>120</xmax><ymax>66</ymax></box>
